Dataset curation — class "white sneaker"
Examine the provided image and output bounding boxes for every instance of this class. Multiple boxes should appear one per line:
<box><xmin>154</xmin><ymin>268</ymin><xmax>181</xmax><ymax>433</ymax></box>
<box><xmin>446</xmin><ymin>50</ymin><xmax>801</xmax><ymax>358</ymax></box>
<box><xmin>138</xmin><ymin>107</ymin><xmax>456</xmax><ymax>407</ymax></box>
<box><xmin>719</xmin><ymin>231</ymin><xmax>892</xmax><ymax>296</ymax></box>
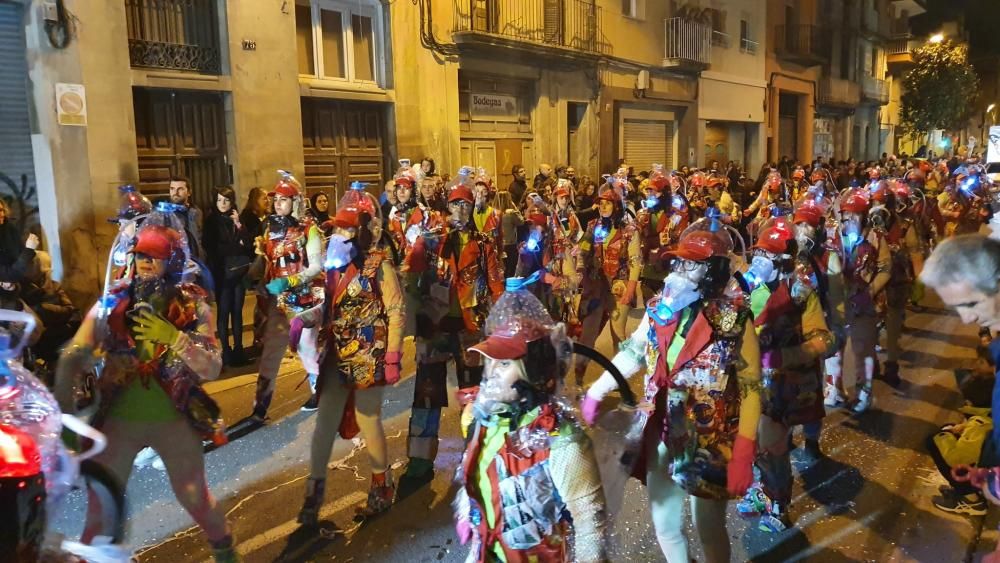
<box><xmin>824</xmin><ymin>384</ymin><xmax>845</xmax><ymax>408</ymax></box>
<box><xmin>133</xmin><ymin>447</ymin><xmax>159</xmax><ymax>468</ymax></box>
<box><xmin>853</xmin><ymin>387</ymin><xmax>873</xmax><ymax>413</ymax></box>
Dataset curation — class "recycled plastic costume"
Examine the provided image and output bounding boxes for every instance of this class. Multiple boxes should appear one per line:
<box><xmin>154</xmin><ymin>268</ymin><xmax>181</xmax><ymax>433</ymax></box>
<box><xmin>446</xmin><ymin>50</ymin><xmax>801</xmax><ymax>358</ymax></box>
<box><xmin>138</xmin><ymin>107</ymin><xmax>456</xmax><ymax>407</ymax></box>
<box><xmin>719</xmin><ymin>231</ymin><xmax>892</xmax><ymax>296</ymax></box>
<box><xmin>824</xmin><ymin>188</ymin><xmax>890</xmax><ymax>413</ymax></box>
<box><xmin>298</xmin><ymin>186</ymin><xmax>404</xmax><ymax>525</ymax></box>
<box><xmin>870</xmin><ymin>180</ymin><xmax>921</xmax><ymax>387</ymax></box>
<box><xmin>582</xmin><ymin>217</ymin><xmax>761</xmax><ymax>563</ymax></box>
<box><xmin>574</xmin><ymin>184</ymin><xmax>641</xmax><ymax>384</ymax></box>
<box><xmin>637</xmin><ymin>165</ymin><xmax>684</xmax><ymax>299</ymax></box>
<box><xmin>252</xmin><ymin>172</ymin><xmax>325</xmax><ymax>419</ymax></box>
<box><xmin>546</xmin><ymin>180</ymin><xmax>582</xmax><ymax>331</ymax></box>
<box><xmin>453</xmin><ymin>281</ymin><xmax>608</xmax><ymax>562</ymax></box>
<box><xmin>55</xmin><ymin>214</ymin><xmax>236</xmax><ymax>562</ymax></box>
<box><xmin>744</xmin><ymin>217</ymin><xmax>834</xmax><ymax>525</ymax></box>
<box><xmin>403</xmin><ymin>178</ymin><xmax>504</xmax><ymax>488</ymax></box>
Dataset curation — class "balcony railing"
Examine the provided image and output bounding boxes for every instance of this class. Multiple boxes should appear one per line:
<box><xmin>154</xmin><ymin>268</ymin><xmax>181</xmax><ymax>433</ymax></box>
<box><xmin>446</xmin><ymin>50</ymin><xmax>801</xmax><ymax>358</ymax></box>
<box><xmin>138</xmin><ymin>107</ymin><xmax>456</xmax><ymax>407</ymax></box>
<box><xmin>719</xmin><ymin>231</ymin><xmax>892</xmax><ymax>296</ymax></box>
<box><xmin>740</xmin><ymin>37</ymin><xmax>758</xmax><ymax>55</ymax></box>
<box><xmin>663</xmin><ymin>17</ymin><xmax>711</xmax><ymax>69</ymax></box>
<box><xmin>711</xmin><ymin>30</ymin><xmax>729</xmax><ymax>48</ymax></box>
<box><xmin>818</xmin><ymin>76</ymin><xmax>860</xmax><ymax>108</ymax></box>
<box><xmin>453</xmin><ymin>0</ymin><xmax>606</xmax><ymax>55</ymax></box>
<box><xmin>861</xmin><ymin>75</ymin><xmax>889</xmax><ymax>104</ymax></box>
<box><xmin>887</xmin><ymin>34</ymin><xmax>922</xmax><ymax>56</ymax></box>
<box><xmin>125</xmin><ymin>0</ymin><xmax>221</xmax><ymax>73</ymax></box>
<box><xmin>775</xmin><ymin>24</ymin><xmax>829</xmax><ymax>65</ymax></box>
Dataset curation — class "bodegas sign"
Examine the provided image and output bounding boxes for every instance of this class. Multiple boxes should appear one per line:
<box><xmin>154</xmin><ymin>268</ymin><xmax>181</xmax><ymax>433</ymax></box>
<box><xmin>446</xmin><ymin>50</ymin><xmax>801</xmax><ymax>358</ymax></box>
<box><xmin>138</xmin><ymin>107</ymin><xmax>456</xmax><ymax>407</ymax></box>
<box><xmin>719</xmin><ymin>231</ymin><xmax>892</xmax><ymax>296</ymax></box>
<box><xmin>469</xmin><ymin>93</ymin><xmax>518</xmax><ymax>121</ymax></box>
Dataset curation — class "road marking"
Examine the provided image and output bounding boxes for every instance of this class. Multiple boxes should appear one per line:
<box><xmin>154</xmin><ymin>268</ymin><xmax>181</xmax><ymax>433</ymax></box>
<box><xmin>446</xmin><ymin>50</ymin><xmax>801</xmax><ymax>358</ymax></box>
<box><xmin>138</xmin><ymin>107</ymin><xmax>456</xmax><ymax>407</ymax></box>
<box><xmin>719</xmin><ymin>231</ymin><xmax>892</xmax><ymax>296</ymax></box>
<box><xmin>234</xmin><ymin>490</ymin><xmax>367</xmax><ymax>557</ymax></box>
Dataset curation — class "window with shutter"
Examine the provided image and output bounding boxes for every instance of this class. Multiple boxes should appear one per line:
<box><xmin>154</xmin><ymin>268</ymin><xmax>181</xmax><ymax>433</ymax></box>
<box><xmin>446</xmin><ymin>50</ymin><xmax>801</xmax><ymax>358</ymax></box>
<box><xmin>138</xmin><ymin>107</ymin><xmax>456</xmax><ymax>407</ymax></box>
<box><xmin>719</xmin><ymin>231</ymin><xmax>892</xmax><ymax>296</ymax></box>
<box><xmin>0</xmin><ymin>3</ymin><xmax>39</xmax><ymax>233</ymax></box>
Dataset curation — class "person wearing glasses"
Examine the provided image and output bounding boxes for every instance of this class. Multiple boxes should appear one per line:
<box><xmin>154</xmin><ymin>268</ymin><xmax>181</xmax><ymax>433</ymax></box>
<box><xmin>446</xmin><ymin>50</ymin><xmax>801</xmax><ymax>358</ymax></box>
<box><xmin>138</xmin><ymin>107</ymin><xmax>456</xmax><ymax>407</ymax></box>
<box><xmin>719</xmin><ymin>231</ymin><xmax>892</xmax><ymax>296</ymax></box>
<box><xmin>581</xmin><ymin>216</ymin><xmax>761</xmax><ymax>563</ymax></box>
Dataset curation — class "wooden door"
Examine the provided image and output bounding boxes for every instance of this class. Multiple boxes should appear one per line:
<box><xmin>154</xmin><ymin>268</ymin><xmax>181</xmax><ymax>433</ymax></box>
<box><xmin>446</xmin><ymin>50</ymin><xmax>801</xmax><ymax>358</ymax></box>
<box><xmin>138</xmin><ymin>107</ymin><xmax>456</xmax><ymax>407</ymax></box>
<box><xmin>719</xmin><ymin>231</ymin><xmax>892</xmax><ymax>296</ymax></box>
<box><xmin>301</xmin><ymin>98</ymin><xmax>386</xmax><ymax>202</ymax></box>
<box><xmin>133</xmin><ymin>88</ymin><xmax>229</xmax><ymax>212</ymax></box>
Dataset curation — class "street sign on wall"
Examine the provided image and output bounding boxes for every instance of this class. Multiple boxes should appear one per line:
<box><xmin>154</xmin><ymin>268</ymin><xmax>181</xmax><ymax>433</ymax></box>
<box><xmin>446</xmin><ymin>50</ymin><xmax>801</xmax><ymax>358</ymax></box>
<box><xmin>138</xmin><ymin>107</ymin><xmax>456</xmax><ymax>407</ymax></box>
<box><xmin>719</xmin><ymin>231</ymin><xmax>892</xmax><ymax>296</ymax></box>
<box><xmin>469</xmin><ymin>93</ymin><xmax>519</xmax><ymax>122</ymax></box>
<box><xmin>988</xmin><ymin>126</ymin><xmax>1000</xmax><ymax>163</ymax></box>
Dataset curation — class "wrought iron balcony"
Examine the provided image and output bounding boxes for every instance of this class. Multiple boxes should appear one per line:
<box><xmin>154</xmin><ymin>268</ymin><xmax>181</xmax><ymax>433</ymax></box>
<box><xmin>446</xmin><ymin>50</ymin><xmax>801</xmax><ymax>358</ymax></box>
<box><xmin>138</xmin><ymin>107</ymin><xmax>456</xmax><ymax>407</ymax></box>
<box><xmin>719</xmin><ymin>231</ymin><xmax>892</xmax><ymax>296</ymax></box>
<box><xmin>861</xmin><ymin>75</ymin><xmax>889</xmax><ymax>104</ymax></box>
<box><xmin>818</xmin><ymin>77</ymin><xmax>860</xmax><ymax>108</ymax></box>
<box><xmin>774</xmin><ymin>24</ymin><xmax>829</xmax><ymax>66</ymax></box>
<box><xmin>453</xmin><ymin>0</ymin><xmax>608</xmax><ymax>57</ymax></box>
<box><xmin>663</xmin><ymin>17</ymin><xmax>711</xmax><ymax>71</ymax></box>
<box><xmin>740</xmin><ymin>37</ymin><xmax>759</xmax><ymax>55</ymax></box>
<box><xmin>887</xmin><ymin>34</ymin><xmax>922</xmax><ymax>65</ymax></box>
<box><xmin>125</xmin><ymin>0</ymin><xmax>221</xmax><ymax>74</ymax></box>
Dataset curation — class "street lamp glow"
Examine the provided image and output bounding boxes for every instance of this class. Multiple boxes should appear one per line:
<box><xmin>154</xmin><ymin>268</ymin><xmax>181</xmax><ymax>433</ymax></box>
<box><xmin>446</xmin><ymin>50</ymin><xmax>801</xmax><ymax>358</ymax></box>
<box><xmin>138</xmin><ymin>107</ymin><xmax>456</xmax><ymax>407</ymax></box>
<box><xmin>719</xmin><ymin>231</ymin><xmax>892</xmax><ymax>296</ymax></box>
<box><xmin>929</xmin><ymin>33</ymin><xmax>944</xmax><ymax>43</ymax></box>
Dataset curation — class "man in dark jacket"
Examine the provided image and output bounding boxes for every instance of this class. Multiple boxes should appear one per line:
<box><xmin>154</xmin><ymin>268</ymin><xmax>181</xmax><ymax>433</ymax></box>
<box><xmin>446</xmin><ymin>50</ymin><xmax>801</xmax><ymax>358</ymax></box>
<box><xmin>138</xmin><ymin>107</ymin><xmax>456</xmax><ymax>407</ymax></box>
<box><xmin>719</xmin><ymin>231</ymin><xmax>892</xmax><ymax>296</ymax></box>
<box><xmin>168</xmin><ymin>174</ymin><xmax>205</xmax><ymax>260</ymax></box>
<box><xmin>508</xmin><ymin>164</ymin><xmax>528</xmax><ymax>206</ymax></box>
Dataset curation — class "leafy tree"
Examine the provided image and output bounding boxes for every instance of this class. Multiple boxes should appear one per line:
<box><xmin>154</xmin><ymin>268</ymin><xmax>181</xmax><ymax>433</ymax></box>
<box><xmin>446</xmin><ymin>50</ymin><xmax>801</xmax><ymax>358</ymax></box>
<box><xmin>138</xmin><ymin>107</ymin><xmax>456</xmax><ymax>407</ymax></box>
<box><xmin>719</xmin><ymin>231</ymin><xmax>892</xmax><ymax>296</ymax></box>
<box><xmin>900</xmin><ymin>40</ymin><xmax>979</xmax><ymax>138</ymax></box>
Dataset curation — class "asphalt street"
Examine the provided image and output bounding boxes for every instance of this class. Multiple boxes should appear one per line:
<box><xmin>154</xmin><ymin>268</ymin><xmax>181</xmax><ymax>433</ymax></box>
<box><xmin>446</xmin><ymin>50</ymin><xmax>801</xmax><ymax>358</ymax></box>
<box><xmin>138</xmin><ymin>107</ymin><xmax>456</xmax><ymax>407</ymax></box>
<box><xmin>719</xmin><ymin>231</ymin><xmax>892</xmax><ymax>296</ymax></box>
<box><xmin>49</xmin><ymin>294</ymin><xmax>997</xmax><ymax>562</ymax></box>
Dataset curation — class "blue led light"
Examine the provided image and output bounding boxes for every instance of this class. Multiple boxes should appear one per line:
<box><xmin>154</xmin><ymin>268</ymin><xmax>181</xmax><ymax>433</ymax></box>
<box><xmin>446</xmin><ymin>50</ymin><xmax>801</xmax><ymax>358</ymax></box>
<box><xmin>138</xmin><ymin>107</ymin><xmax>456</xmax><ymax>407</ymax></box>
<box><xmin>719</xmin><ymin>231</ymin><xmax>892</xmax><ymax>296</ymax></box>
<box><xmin>644</xmin><ymin>196</ymin><xmax>659</xmax><ymax>209</ymax></box>
<box><xmin>526</xmin><ymin>233</ymin><xmax>541</xmax><ymax>252</ymax></box>
<box><xmin>594</xmin><ymin>224</ymin><xmax>609</xmax><ymax>242</ymax></box>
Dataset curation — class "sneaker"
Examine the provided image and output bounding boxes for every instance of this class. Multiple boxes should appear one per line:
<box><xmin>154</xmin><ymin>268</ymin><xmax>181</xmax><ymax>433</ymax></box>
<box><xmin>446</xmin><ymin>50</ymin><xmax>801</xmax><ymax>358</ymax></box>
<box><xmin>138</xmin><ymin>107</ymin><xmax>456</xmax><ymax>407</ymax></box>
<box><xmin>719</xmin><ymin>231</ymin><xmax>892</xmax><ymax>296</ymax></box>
<box><xmin>301</xmin><ymin>394</ymin><xmax>319</xmax><ymax>412</ymax></box>
<box><xmin>356</xmin><ymin>471</ymin><xmax>395</xmax><ymax>519</ymax></box>
<box><xmin>133</xmin><ymin>446</ymin><xmax>159</xmax><ymax>468</ymax></box>
<box><xmin>853</xmin><ymin>387</ymin><xmax>873</xmax><ymax>414</ymax></box>
<box><xmin>824</xmin><ymin>384</ymin><xmax>846</xmax><ymax>408</ymax></box>
<box><xmin>932</xmin><ymin>490</ymin><xmax>987</xmax><ymax>516</ymax></box>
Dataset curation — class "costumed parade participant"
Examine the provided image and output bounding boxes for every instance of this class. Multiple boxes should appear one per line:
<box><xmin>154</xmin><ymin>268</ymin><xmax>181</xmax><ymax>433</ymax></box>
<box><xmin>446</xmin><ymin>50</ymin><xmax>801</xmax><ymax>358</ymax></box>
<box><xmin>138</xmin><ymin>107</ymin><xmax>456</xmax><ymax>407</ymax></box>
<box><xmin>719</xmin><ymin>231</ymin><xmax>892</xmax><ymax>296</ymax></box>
<box><xmin>453</xmin><ymin>278</ymin><xmax>609</xmax><ymax>562</ymax></box>
<box><xmin>574</xmin><ymin>182</ymin><xmax>641</xmax><ymax>386</ymax></box>
<box><xmin>582</xmin><ymin>216</ymin><xmax>761</xmax><ymax>563</ymax></box>
<box><xmin>744</xmin><ymin>171</ymin><xmax>788</xmax><ymax>240</ymax></box>
<box><xmin>940</xmin><ymin>167</ymin><xmax>990</xmax><ymax>236</ymax></box>
<box><xmin>824</xmin><ymin>188</ymin><xmax>890</xmax><ymax>413</ymax></box>
<box><xmin>1</xmin><ymin>308</ymin><xmax>131</xmax><ymax>562</ymax></box>
<box><xmin>297</xmin><ymin>185</ymin><xmax>404</xmax><ymax>525</ymax></box>
<box><xmin>871</xmin><ymin>180</ymin><xmax>921</xmax><ymax>387</ymax></box>
<box><xmin>637</xmin><ymin>165</ymin><xmax>682</xmax><ymax>300</ymax></box>
<box><xmin>402</xmin><ymin>172</ymin><xmax>504</xmax><ymax>492</ymax></box>
<box><xmin>54</xmin><ymin>208</ymin><xmax>237</xmax><ymax>561</ymax></box>
<box><xmin>547</xmin><ymin>179</ymin><xmax>583</xmax><ymax>332</ymax></box>
<box><xmin>252</xmin><ymin>171</ymin><xmax>325</xmax><ymax>418</ymax></box>
<box><xmin>472</xmin><ymin>169</ymin><xmax>503</xmax><ymax>242</ymax></box>
<box><xmin>743</xmin><ymin>217</ymin><xmax>834</xmax><ymax>529</ymax></box>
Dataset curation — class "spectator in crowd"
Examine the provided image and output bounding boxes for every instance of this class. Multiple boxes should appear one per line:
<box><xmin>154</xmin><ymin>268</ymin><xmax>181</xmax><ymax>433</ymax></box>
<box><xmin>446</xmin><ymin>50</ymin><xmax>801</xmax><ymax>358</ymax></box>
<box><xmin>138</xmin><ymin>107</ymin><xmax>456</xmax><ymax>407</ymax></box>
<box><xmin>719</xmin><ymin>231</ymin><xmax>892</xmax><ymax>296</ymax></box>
<box><xmin>381</xmin><ymin>180</ymin><xmax>397</xmax><ymax>226</ymax></box>
<box><xmin>565</xmin><ymin>166</ymin><xmax>578</xmax><ymax>189</ymax></box>
<box><xmin>167</xmin><ymin>174</ymin><xmax>205</xmax><ymax>261</ymax></box>
<box><xmin>241</xmin><ymin>186</ymin><xmax>270</xmax><ymax>357</ymax></box>
<box><xmin>508</xmin><ymin>164</ymin><xmax>528</xmax><ymax>206</ymax></box>
<box><xmin>204</xmin><ymin>186</ymin><xmax>250</xmax><ymax>367</ymax></box>
<box><xmin>309</xmin><ymin>192</ymin><xmax>331</xmax><ymax>226</ymax></box>
<box><xmin>555</xmin><ymin>164</ymin><xmax>568</xmax><ymax>180</ymax></box>
<box><xmin>0</xmin><ymin>199</ymin><xmax>38</xmax><ymax>282</ymax></box>
<box><xmin>419</xmin><ymin>157</ymin><xmax>436</xmax><ymax>178</ymax></box>
<box><xmin>533</xmin><ymin>163</ymin><xmax>553</xmax><ymax>192</ymax></box>
<box><xmin>21</xmin><ymin>250</ymin><xmax>80</xmax><ymax>367</ymax></box>
<box><xmin>921</xmin><ymin>235</ymin><xmax>1000</xmax><ymax>524</ymax></box>
<box><xmin>727</xmin><ymin>161</ymin><xmax>742</xmax><ymax>189</ymax></box>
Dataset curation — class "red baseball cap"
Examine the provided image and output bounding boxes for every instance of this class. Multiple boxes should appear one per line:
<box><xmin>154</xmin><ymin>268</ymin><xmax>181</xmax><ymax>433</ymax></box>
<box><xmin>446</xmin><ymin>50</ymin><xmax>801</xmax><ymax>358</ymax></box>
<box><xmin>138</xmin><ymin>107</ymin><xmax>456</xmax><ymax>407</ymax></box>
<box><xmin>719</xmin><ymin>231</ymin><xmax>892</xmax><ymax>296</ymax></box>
<box><xmin>661</xmin><ymin>230</ymin><xmax>718</xmax><ymax>262</ymax></box>
<box><xmin>528</xmin><ymin>213</ymin><xmax>548</xmax><ymax>226</ymax></box>
<box><xmin>840</xmin><ymin>190</ymin><xmax>870</xmax><ymax>214</ymax></box>
<box><xmin>269</xmin><ymin>179</ymin><xmax>300</xmax><ymax>199</ymax></box>
<box><xmin>793</xmin><ymin>201</ymin><xmax>824</xmax><ymax>227</ymax></box>
<box><xmin>394</xmin><ymin>176</ymin><xmax>414</xmax><ymax>189</ymax></box>
<box><xmin>753</xmin><ymin>221</ymin><xmax>793</xmax><ymax>254</ymax></box>
<box><xmin>133</xmin><ymin>225</ymin><xmax>181</xmax><ymax>260</ymax></box>
<box><xmin>448</xmin><ymin>185</ymin><xmax>474</xmax><ymax>204</ymax></box>
<box><xmin>333</xmin><ymin>206</ymin><xmax>361</xmax><ymax>229</ymax></box>
<box><xmin>468</xmin><ymin>333</ymin><xmax>528</xmax><ymax>360</ymax></box>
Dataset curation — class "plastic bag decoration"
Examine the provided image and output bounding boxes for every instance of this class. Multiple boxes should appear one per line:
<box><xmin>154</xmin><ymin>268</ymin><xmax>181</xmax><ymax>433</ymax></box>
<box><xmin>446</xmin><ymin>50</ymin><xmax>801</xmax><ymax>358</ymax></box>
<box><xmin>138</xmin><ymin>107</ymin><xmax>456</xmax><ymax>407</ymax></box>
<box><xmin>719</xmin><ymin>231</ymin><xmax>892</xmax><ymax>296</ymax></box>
<box><xmin>326</xmin><ymin>181</ymin><xmax>383</xmax><ymax>268</ymax></box>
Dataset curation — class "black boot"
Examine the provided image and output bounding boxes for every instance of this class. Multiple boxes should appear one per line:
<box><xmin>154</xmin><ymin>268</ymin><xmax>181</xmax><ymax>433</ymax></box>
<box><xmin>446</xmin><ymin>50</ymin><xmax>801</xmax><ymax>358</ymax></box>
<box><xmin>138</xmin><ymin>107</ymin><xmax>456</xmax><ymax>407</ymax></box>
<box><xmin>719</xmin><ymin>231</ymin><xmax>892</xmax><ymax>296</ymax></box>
<box><xmin>298</xmin><ymin>478</ymin><xmax>325</xmax><ymax>527</ymax></box>
<box><xmin>883</xmin><ymin>360</ymin><xmax>901</xmax><ymax>388</ymax></box>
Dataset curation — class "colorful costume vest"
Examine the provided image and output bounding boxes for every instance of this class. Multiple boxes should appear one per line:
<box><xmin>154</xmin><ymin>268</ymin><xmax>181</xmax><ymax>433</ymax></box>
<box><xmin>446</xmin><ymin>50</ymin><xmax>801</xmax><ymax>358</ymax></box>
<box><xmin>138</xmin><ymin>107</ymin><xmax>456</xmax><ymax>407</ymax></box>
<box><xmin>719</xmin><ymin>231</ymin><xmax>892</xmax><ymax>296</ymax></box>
<box><xmin>325</xmin><ymin>251</ymin><xmax>390</xmax><ymax>389</ymax></box>
<box><xmin>636</xmin><ymin>297</ymin><xmax>752</xmax><ymax>499</ymax></box>
<box><xmin>264</xmin><ymin>218</ymin><xmax>324</xmax><ymax>315</ymax></box>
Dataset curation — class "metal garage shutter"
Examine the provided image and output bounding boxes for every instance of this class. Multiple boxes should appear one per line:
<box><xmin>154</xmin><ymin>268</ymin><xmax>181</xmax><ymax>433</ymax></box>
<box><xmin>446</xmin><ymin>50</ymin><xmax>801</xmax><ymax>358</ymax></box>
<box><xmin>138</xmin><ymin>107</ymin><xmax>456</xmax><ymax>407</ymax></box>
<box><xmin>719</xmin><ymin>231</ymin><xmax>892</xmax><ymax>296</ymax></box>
<box><xmin>0</xmin><ymin>3</ymin><xmax>36</xmax><ymax>210</ymax></box>
<box><xmin>623</xmin><ymin>118</ymin><xmax>674</xmax><ymax>171</ymax></box>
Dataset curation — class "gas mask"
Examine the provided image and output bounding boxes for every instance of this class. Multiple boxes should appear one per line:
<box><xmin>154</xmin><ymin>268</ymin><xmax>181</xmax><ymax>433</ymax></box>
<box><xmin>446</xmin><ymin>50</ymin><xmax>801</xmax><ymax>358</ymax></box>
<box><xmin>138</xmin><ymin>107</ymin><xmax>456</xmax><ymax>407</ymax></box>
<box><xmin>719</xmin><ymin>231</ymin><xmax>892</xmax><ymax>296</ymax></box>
<box><xmin>651</xmin><ymin>273</ymin><xmax>702</xmax><ymax>324</ymax></box>
<box><xmin>325</xmin><ymin>232</ymin><xmax>357</xmax><ymax>270</ymax></box>
<box><xmin>794</xmin><ymin>223</ymin><xmax>816</xmax><ymax>254</ymax></box>
<box><xmin>745</xmin><ymin>256</ymin><xmax>777</xmax><ymax>288</ymax></box>
<box><xmin>841</xmin><ymin>217</ymin><xmax>863</xmax><ymax>248</ymax></box>
<box><xmin>449</xmin><ymin>201</ymin><xmax>472</xmax><ymax>229</ymax></box>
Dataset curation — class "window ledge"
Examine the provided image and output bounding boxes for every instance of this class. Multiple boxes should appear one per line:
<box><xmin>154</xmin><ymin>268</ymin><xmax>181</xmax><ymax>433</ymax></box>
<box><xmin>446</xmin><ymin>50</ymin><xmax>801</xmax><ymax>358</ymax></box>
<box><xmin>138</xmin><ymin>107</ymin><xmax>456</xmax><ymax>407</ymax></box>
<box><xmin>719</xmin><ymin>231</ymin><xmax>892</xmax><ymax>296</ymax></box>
<box><xmin>299</xmin><ymin>77</ymin><xmax>393</xmax><ymax>102</ymax></box>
